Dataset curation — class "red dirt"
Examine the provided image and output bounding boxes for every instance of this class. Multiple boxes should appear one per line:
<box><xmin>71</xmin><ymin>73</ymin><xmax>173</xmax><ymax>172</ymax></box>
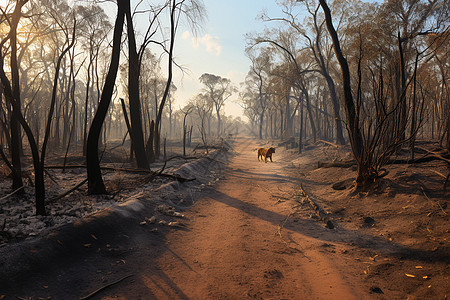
<box><xmin>94</xmin><ymin>138</ymin><xmax>366</xmax><ymax>299</ymax></box>
<box><xmin>1</xmin><ymin>137</ymin><xmax>448</xmax><ymax>299</ymax></box>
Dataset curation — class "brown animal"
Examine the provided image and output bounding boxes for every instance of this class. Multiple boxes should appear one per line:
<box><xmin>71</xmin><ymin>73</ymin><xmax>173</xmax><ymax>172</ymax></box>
<box><xmin>257</xmin><ymin>147</ymin><xmax>275</xmax><ymax>163</ymax></box>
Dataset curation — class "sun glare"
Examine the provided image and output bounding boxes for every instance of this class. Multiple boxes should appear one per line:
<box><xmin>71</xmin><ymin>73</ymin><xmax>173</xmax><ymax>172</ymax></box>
<box><xmin>0</xmin><ymin>1</ymin><xmax>12</xmax><ymax>10</ymax></box>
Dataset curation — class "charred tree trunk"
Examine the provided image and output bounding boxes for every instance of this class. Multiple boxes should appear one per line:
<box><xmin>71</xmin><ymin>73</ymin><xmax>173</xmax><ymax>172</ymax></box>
<box><xmin>83</xmin><ymin>56</ymin><xmax>93</xmax><ymax>156</ymax></box>
<box><xmin>8</xmin><ymin>1</ymin><xmax>25</xmax><ymax>191</ymax></box>
<box><xmin>145</xmin><ymin>120</ymin><xmax>155</xmax><ymax>163</ymax></box>
<box><xmin>125</xmin><ymin>0</ymin><xmax>149</xmax><ymax>169</ymax></box>
<box><xmin>120</xmin><ymin>98</ymin><xmax>134</xmax><ymax>162</ymax></box>
<box><xmin>319</xmin><ymin>0</ymin><xmax>375</xmax><ymax>188</ymax></box>
<box><xmin>299</xmin><ymin>99</ymin><xmax>304</xmax><ymax>153</ymax></box>
<box><xmin>182</xmin><ymin>107</ymin><xmax>192</xmax><ymax>156</ymax></box>
<box><xmin>188</xmin><ymin>125</ymin><xmax>193</xmax><ymax>146</ymax></box>
<box><xmin>86</xmin><ymin>0</ymin><xmax>125</xmax><ymax>194</ymax></box>
<box><xmin>155</xmin><ymin>0</ymin><xmax>176</xmax><ymax>158</ymax></box>
<box><xmin>323</xmin><ymin>75</ymin><xmax>345</xmax><ymax>145</ymax></box>
<box><xmin>410</xmin><ymin>52</ymin><xmax>419</xmax><ymax>160</ymax></box>
<box><xmin>311</xmin><ymin>11</ymin><xmax>345</xmax><ymax>146</ymax></box>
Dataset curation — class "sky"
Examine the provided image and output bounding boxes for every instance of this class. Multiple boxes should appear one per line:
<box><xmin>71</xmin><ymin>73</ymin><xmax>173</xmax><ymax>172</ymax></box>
<box><xmin>171</xmin><ymin>0</ymin><xmax>284</xmax><ymax>120</ymax></box>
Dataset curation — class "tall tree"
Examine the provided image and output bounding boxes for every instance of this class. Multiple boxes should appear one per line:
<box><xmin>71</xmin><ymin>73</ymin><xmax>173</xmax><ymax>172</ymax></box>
<box><xmin>86</xmin><ymin>0</ymin><xmax>125</xmax><ymax>194</ymax></box>
<box><xmin>317</xmin><ymin>0</ymin><xmax>374</xmax><ymax>187</ymax></box>
<box><xmin>124</xmin><ymin>0</ymin><xmax>150</xmax><ymax>169</ymax></box>
<box><xmin>154</xmin><ymin>0</ymin><xmax>205</xmax><ymax>157</ymax></box>
<box><xmin>2</xmin><ymin>0</ymin><xmax>27</xmax><ymax>191</ymax></box>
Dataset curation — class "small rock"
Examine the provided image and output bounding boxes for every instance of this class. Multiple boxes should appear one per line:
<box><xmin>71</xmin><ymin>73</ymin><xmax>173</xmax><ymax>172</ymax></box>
<box><xmin>325</xmin><ymin>220</ymin><xmax>335</xmax><ymax>229</ymax></box>
<box><xmin>147</xmin><ymin>216</ymin><xmax>156</xmax><ymax>224</ymax></box>
<box><xmin>150</xmin><ymin>228</ymin><xmax>158</xmax><ymax>233</ymax></box>
<box><xmin>158</xmin><ymin>220</ymin><xmax>167</xmax><ymax>226</ymax></box>
<box><xmin>362</xmin><ymin>217</ymin><xmax>375</xmax><ymax>227</ymax></box>
<box><xmin>370</xmin><ymin>286</ymin><xmax>383</xmax><ymax>294</ymax></box>
<box><xmin>140</xmin><ymin>221</ymin><xmax>147</xmax><ymax>225</ymax></box>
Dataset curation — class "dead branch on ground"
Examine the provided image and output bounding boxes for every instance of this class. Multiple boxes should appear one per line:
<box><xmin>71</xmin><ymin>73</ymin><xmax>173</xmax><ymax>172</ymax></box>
<box><xmin>299</xmin><ymin>184</ymin><xmax>334</xmax><ymax>229</ymax></box>
<box><xmin>316</xmin><ymin>140</ymin><xmax>340</xmax><ymax>148</ymax></box>
<box><xmin>0</xmin><ymin>186</ymin><xmax>25</xmax><ymax>202</ymax></box>
<box><xmin>80</xmin><ymin>274</ymin><xmax>134</xmax><ymax>300</ymax></box>
<box><xmin>48</xmin><ymin>178</ymin><xmax>88</xmax><ymax>204</ymax></box>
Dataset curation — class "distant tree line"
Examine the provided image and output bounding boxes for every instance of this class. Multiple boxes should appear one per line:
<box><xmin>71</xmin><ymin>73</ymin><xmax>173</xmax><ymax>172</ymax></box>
<box><xmin>241</xmin><ymin>0</ymin><xmax>449</xmax><ymax>188</ymax></box>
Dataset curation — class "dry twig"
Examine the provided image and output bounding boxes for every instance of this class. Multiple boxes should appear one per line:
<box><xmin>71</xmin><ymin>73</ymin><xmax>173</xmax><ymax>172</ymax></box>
<box><xmin>48</xmin><ymin>178</ymin><xmax>88</xmax><ymax>203</ymax></box>
<box><xmin>0</xmin><ymin>186</ymin><xmax>25</xmax><ymax>202</ymax></box>
<box><xmin>79</xmin><ymin>274</ymin><xmax>133</xmax><ymax>300</ymax></box>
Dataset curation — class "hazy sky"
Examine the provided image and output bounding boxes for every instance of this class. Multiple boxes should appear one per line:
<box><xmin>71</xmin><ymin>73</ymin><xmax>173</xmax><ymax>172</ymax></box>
<box><xmin>172</xmin><ymin>1</ymin><xmax>284</xmax><ymax>119</ymax></box>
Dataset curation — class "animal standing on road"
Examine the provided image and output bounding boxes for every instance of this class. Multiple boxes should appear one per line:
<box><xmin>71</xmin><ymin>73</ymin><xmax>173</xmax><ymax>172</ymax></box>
<box><xmin>257</xmin><ymin>147</ymin><xmax>275</xmax><ymax>163</ymax></box>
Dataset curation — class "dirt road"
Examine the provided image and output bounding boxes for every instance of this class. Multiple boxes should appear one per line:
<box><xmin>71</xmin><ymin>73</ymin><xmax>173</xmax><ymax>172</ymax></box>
<box><xmin>3</xmin><ymin>137</ymin><xmax>448</xmax><ymax>299</ymax></box>
<box><xmin>96</xmin><ymin>138</ymin><xmax>365</xmax><ymax>299</ymax></box>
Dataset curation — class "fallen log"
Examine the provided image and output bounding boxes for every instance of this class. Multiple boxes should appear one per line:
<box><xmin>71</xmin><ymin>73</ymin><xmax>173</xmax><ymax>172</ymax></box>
<box><xmin>299</xmin><ymin>184</ymin><xmax>334</xmax><ymax>229</ymax></box>
<box><xmin>316</xmin><ymin>139</ymin><xmax>340</xmax><ymax>148</ymax></box>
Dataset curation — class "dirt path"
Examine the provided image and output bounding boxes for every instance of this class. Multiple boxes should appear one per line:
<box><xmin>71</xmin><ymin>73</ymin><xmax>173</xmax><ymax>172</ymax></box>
<box><xmin>2</xmin><ymin>137</ymin><xmax>447</xmax><ymax>299</ymax></box>
<box><xmin>97</xmin><ymin>138</ymin><xmax>365</xmax><ymax>299</ymax></box>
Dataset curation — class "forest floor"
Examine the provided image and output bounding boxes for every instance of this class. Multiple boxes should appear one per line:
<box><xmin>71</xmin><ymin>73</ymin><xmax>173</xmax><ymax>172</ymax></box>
<box><xmin>0</xmin><ymin>136</ymin><xmax>449</xmax><ymax>299</ymax></box>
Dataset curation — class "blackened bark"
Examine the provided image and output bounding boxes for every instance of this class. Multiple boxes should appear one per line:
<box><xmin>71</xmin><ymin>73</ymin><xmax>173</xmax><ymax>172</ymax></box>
<box><xmin>155</xmin><ymin>0</ymin><xmax>176</xmax><ymax>158</ymax></box>
<box><xmin>125</xmin><ymin>0</ymin><xmax>150</xmax><ymax>169</ymax></box>
<box><xmin>120</xmin><ymin>97</ymin><xmax>134</xmax><ymax>161</ymax></box>
<box><xmin>146</xmin><ymin>120</ymin><xmax>155</xmax><ymax>163</ymax></box>
<box><xmin>83</xmin><ymin>56</ymin><xmax>92</xmax><ymax>156</ymax></box>
<box><xmin>318</xmin><ymin>0</ymin><xmax>375</xmax><ymax>188</ymax></box>
<box><xmin>86</xmin><ymin>0</ymin><xmax>125</xmax><ymax>194</ymax></box>
<box><xmin>323</xmin><ymin>74</ymin><xmax>345</xmax><ymax>145</ymax></box>
<box><xmin>9</xmin><ymin>1</ymin><xmax>26</xmax><ymax>191</ymax></box>
<box><xmin>311</xmin><ymin>11</ymin><xmax>345</xmax><ymax>145</ymax></box>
